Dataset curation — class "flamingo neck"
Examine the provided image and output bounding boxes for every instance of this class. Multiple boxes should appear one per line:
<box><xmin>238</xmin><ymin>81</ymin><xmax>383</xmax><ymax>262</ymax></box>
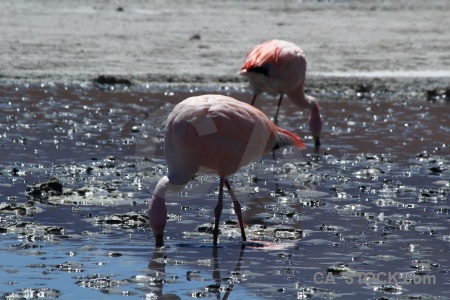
<box><xmin>286</xmin><ymin>78</ymin><xmax>315</xmax><ymax>109</ymax></box>
<box><xmin>308</xmin><ymin>98</ymin><xmax>322</xmax><ymax>148</ymax></box>
<box><xmin>309</xmin><ymin>100</ymin><xmax>322</xmax><ymax>132</ymax></box>
<box><xmin>287</xmin><ymin>79</ymin><xmax>322</xmax><ymax>146</ymax></box>
<box><xmin>148</xmin><ymin>176</ymin><xmax>169</xmax><ymax>246</ymax></box>
<box><xmin>148</xmin><ymin>176</ymin><xmax>188</xmax><ymax>246</ymax></box>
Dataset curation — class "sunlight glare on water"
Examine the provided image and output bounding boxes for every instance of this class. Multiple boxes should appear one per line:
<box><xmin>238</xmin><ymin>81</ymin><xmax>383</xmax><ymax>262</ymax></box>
<box><xmin>0</xmin><ymin>83</ymin><xmax>449</xmax><ymax>299</ymax></box>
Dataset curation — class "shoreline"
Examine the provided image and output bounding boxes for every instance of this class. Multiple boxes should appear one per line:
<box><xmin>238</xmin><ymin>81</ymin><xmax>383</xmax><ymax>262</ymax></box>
<box><xmin>2</xmin><ymin>73</ymin><xmax>448</xmax><ymax>102</ymax></box>
<box><xmin>1</xmin><ymin>0</ymin><xmax>449</xmax><ymax>101</ymax></box>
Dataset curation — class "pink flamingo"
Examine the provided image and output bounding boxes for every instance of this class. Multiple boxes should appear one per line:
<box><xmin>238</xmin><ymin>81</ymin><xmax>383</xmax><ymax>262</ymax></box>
<box><xmin>240</xmin><ymin>39</ymin><xmax>322</xmax><ymax>150</ymax></box>
<box><xmin>148</xmin><ymin>95</ymin><xmax>305</xmax><ymax>247</ymax></box>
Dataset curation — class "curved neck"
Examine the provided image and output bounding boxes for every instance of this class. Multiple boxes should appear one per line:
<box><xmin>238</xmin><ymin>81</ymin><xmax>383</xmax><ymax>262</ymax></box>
<box><xmin>154</xmin><ymin>175</ymin><xmax>186</xmax><ymax>197</ymax></box>
<box><xmin>286</xmin><ymin>79</ymin><xmax>322</xmax><ymax>147</ymax></box>
<box><xmin>148</xmin><ymin>176</ymin><xmax>188</xmax><ymax>247</ymax></box>
<box><xmin>308</xmin><ymin>97</ymin><xmax>322</xmax><ymax>148</ymax></box>
<box><xmin>153</xmin><ymin>176</ymin><xmax>169</xmax><ymax>197</ymax></box>
<box><xmin>286</xmin><ymin>78</ymin><xmax>315</xmax><ymax>109</ymax></box>
<box><xmin>148</xmin><ymin>176</ymin><xmax>169</xmax><ymax>247</ymax></box>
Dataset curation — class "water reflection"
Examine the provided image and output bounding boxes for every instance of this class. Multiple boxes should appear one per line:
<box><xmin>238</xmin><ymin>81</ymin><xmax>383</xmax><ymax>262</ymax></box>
<box><xmin>148</xmin><ymin>250</ymin><xmax>173</xmax><ymax>299</ymax></box>
<box><xmin>211</xmin><ymin>246</ymin><xmax>245</xmax><ymax>299</ymax></box>
<box><xmin>148</xmin><ymin>245</ymin><xmax>245</xmax><ymax>299</ymax></box>
<box><xmin>1</xmin><ymin>83</ymin><xmax>449</xmax><ymax>299</ymax></box>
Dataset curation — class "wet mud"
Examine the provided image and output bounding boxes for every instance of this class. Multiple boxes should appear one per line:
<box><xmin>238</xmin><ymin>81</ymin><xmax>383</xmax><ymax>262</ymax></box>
<box><xmin>1</xmin><ymin>83</ymin><xmax>449</xmax><ymax>299</ymax></box>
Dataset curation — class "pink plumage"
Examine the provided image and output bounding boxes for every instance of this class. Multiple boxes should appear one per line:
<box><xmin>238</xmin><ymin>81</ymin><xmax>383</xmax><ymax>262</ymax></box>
<box><xmin>147</xmin><ymin>94</ymin><xmax>305</xmax><ymax>247</ymax></box>
<box><xmin>240</xmin><ymin>39</ymin><xmax>322</xmax><ymax>150</ymax></box>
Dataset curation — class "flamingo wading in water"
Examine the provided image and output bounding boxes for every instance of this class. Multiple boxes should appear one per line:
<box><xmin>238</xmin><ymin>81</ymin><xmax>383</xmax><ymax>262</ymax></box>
<box><xmin>148</xmin><ymin>95</ymin><xmax>305</xmax><ymax>247</ymax></box>
<box><xmin>240</xmin><ymin>39</ymin><xmax>322</xmax><ymax>150</ymax></box>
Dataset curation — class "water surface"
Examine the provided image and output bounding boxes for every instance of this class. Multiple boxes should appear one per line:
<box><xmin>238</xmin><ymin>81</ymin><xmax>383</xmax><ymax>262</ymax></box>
<box><xmin>1</xmin><ymin>83</ymin><xmax>449</xmax><ymax>299</ymax></box>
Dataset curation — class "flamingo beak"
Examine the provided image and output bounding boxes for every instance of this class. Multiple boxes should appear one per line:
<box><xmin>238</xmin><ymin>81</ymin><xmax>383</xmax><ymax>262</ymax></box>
<box><xmin>313</xmin><ymin>134</ymin><xmax>321</xmax><ymax>152</ymax></box>
<box><xmin>154</xmin><ymin>233</ymin><xmax>164</xmax><ymax>247</ymax></box>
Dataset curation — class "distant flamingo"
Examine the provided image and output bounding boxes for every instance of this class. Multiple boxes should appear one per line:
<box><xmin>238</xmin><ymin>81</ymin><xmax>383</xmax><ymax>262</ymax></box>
<box><xmin>148</xmin><ymin>95</ymin><xmax>305</xmax><ymax>247</ymax></box>
<box><xmin>240</xmin><ymin>39</ymin><xmax>322</xmax><ymax>150</ymax></box>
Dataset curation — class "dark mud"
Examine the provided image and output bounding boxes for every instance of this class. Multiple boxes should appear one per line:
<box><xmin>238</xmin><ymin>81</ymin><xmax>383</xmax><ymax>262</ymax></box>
<box><xmin>1</xmin><ymin>83</ymin><xmax>449</xmax><ymax>299</ymax></box>
<box><xmin>93</xmin><ymin>74</ymin><xmax>450</xmax><ymax>103</ymax></box>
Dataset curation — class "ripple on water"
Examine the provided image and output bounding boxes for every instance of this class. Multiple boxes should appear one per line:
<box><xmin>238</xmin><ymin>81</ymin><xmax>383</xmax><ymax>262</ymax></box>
<box><xmin>1</xmin><ymin>84</ymin><xmax>450</xmax><ymax>299</ymax></box>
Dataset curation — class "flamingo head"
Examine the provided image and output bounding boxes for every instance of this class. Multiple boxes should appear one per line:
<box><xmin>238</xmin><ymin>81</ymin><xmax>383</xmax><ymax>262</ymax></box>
<box><xmin>309</xmin><ymin>101</ymin><xmax>322</xmax><ymax>150</ymax></box>
<box><xmin>147</xmin><ymin>193</ymin><xmax>167</xmax><ymax>247</ymax></box>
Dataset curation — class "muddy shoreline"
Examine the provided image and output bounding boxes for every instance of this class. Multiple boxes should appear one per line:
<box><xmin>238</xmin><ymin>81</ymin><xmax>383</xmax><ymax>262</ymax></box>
<box><xmin>3</xmin><ymin>74</ymin><xmax>449</xmax><ymax>102</ymax></box>
<box><xmin>1</xmin><ymin>0</ymin><xmax>449</xmax><ymax>100</ymax></box>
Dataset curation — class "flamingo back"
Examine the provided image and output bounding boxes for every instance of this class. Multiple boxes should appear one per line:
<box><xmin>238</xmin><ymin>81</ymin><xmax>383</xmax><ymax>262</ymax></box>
<box><xmin>240</xmin><ymin>40</ymin><xmax>307</xmax><ymax>95</ymax></box>
<box><xmin>164</xmin><ymin>95</ymin><xmax>303</xmax><ymax>179</ymax></box>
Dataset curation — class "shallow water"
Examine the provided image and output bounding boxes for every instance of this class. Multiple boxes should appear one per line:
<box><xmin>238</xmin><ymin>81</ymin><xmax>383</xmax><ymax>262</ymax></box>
<box><xmin>1</xmin><ymin>83</ymin><xmax>449</xmax><ymax>299</ymax></box>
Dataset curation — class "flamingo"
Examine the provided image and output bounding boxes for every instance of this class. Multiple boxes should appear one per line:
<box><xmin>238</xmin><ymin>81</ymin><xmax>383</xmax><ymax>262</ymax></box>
<box><xmin>239</xmin><ymin>39</ymin><xmax>322</xmax><ymax>150</ymax></box>
<box><xmin>148</xmin><ymin>94</ymin><xmax>305</xmax><ymax>247</ymax></box>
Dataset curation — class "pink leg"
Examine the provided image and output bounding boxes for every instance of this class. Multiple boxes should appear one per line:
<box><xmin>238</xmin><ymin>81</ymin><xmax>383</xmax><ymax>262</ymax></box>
<box><xmin>224</xmin><ymin>179</ymin><xmax>247</xmax><ymax>242</ymax></box>
<box><xmin>273</xmin><ymin>94</ymin><xmax>284</xmax><ymax>125</ymax></box>
<box><xmin>213</xmin><ymin>177</ymin><xmax>225</xmax><ymax>245</ymax></box>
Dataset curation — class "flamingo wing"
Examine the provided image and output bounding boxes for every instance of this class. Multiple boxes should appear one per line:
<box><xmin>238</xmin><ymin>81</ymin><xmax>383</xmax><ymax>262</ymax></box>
<box><xmin>240</xmin><ymin>40</ymin><xmax>307</xmax><ymax>94</ymax></box>
<box><xmin>165</xmin><ymin>95</ymin><xmax>303</xmax><ymax>177</ymax></box>
<box><xmin>240</xmin><ymin>40</ymin><xmax>283</xmax><ymax>76</ymax></box>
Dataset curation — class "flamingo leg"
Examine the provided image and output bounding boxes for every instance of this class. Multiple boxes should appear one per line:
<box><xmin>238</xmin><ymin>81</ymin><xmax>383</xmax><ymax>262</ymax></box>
<box><xmin>273</xmin><ymin>94</ymin><xmax>284</xmax><ymax>125</ymax></box>
<box><xmin>250</xmin><ymin>94</ymin><xmax>258</xmax><ymax>106</ymax></box>
<box><xmin>213</xmin><ymin>177</ymin><xmax>225</xmax><ymax>246</ymax></box>
<box><xmin>224</xmin><ymin>179</ymin><xmax>247</xmax><ymax>242</ymax></box>
<box><xmin>212</xmin><ymin>247</ymin><xmax>221</xmax><ymax>299</ymax></box>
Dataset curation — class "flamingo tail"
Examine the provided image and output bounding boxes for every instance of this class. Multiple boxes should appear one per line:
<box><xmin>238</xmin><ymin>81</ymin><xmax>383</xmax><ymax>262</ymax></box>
<box><xmin>274</xmin><ymin>128</ymin><xmax>306</xmax><ymax>150</ymax></box>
